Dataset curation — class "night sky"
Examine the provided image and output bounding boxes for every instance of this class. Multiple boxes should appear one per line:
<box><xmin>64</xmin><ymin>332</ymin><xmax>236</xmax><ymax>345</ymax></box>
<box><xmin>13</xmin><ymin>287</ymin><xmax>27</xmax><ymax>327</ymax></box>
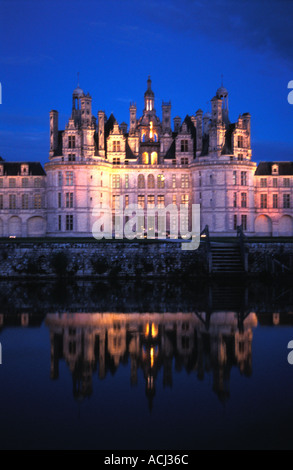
<box><xmin>0</xmin><ymin>0</ymin><xmax>293</xmax><ymax>165</ymax></box>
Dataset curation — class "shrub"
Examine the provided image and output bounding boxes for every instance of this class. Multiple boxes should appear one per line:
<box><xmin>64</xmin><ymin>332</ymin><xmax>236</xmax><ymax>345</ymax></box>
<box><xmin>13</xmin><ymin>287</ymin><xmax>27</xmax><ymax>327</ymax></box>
<box><xmin>50</xmin><ymin>251</ymin><xmax>69</xmax><ymax>276</ymax></box>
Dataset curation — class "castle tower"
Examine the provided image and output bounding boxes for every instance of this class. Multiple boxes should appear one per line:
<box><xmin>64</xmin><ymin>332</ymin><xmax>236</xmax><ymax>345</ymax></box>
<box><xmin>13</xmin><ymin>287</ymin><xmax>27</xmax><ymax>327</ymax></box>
<box><xmin>129</xmin><ymin>102</ymin><xmax>137</xmax><ymax>133</ymax></box>
<box><xmin>144</xmin><ymin>76</ymin><xmax>155</xmax><ymax>113</ymax></box>
<box><xmin>80</xmin><ymin>93</ymin><xmax>92</xmax><ymax>126</ymax></box>
<box><xmin>216</xmin><ymin>83</ymin><xmax>229</xmax><ymax>125</ymax></box>
<box><xmin>173</xmin><ymin>116</ymin><xmax>181</xmax><ymax>133</ymax></box>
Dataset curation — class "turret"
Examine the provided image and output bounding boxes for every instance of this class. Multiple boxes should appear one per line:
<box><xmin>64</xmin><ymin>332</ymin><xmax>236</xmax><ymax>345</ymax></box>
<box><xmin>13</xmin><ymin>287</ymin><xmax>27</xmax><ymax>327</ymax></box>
<box><xmin>162</xmin><ymin>101</ymin><xmax>171</xmax><ymax>133</ymax></box>
<box><xmin>144</xmin><ymin>76</ymin><xmax>155</xmax><ymax>112</ymax></box>
<box><xmin>173</xmin><ymin>116</ymin><xmax>181</xmax><ymax>133</ymax></box>
<box><xmin>195</xmin><ymin>109</ymin><xmax>203</xmax><ymax>156</ymax></box>
<box><xmin>129</xmin><ymin>102</ymin><xmax>137</xmax><ymax>133</ymax></box>
<box><xmin>49</xmin><ymin>110</ymin><xmax>58</xmax><ymax>158</ymax></box>
<box><xmin>98</xmin><ymin>110</ymin><xmax>105</xmax><ymax>156</ymax></box>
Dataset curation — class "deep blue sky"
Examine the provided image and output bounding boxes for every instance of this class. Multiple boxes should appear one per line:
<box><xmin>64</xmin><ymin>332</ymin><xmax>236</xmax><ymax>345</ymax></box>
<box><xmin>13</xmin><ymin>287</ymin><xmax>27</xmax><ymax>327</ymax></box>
<box><xmin>0</xmin><ymin>0</ymin><xmax>293</xmax><ymax>165</ymax></box>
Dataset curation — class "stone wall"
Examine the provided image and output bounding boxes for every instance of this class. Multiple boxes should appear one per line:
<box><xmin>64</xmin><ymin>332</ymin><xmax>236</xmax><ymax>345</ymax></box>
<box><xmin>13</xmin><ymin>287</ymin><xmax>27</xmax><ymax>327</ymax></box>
<box><xmin>0</xmin><ymin>240</ymin><xmax>208</xmax><ymax>278</ymax></box>
<box><xmin>247</xmin><ymin>242</ymin><xmax>293</xmax><ymax>274</ymax></box>
<box><xmin>0</xmin><ymin>239</ymin><xmax>292</xmax><ymax>278</ymax></box>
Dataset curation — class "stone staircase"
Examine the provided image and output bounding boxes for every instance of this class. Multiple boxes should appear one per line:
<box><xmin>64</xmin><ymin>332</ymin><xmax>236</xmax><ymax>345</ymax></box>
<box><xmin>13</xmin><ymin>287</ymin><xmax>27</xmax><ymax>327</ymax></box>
<box><xmin>210</xmin><ymin>243</ymin><xmax>244</xmax><ymax>274</ymax></box>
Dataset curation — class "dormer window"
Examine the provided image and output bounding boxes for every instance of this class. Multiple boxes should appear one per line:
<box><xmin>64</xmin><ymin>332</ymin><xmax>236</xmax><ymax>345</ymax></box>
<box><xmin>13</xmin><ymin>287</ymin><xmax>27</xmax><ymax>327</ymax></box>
<box><xmin>21</xmin><ymin>164</ymin><xmax>29</xmax><ymax>176</ymax></box>
<box><xmin>272</xmin><ymin>164</ymin><xmax>279</xmax><ymax>175</ymax></box>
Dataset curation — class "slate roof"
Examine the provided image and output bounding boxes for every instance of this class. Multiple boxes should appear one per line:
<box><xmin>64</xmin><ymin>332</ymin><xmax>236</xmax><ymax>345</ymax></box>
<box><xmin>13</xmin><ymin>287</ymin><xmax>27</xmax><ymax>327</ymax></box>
<box><xmin>255</xmin><ymin>162</ymin><xmax>293</xmax><ymax>175</ymax></box>
<box><xmin>125</xmin><ymin>141</ymin><xmax>137</xmax><ymax>160</ymax></box>
<box><xmin>164</xmin><ymin>140</ymin><xmax>175</xmax><ymax>159</ymax></box>
<box><xmin>221</xmin><ymin>123</ymin><xmax>235</xmax><ymax>155</ymax></box>
<box><xmin>0</xmin><ymin>162</ymin><xmax>46</xmax><ymax>176</ymax></box>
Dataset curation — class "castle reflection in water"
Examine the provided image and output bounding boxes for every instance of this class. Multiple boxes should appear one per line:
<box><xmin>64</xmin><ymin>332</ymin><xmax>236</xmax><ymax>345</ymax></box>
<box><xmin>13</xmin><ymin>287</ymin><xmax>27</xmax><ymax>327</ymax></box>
<box><xmin>0</xmin><ymin>279</ymin><xmax>292</xmax><ymax>409</ymax></box>
<box><xmin>46</xmin><ymin>311</ymin><xmax>257</xmax><ymax>407</ymax></box>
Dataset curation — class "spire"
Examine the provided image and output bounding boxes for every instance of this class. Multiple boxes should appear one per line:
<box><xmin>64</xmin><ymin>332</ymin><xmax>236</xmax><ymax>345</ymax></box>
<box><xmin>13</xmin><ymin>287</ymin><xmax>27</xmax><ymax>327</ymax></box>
<box><xmin>144</xmin><ymin>76</ymin><xmax>154</xmax><ymax>97</ymax></box>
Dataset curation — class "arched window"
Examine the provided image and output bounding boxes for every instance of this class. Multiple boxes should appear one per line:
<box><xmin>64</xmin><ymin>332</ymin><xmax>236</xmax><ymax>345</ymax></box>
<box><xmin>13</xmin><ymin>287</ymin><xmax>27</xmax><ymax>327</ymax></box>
<box><xmin>151</xmin><ymin>152</ymin><xmax>158</xmax><ymax>165</ymax></box>
<box><xmin>147</xmin><ymin>174</ymin><xmax>155</xmax><ymax>189</ymax></box>
<box><xmin>142</xmin><ymin>152</ymin><xmax>149</xmax><ymax>164</ymax></box>
<box><xmin>138</xmin><ymin>174</ymin><xmax>145</xmax><ymax>189</ymax></box>
<box><xmin>153</xmin><ymin>133</ymin><xmax>158</xmax><ymax>142</ymax></box>
<box><xmin>142</xmin><ymin>133</ymin><xmax>146</xmax><ymax>142</ymax></box>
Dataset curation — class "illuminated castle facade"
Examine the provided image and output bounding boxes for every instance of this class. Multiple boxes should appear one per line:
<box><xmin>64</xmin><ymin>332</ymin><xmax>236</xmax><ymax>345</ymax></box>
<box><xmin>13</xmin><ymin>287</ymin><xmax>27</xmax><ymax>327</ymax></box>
<box><xmin>0</xmin><ymin>77</ymin><xmax>292</xmax><ymax>237</ymax></box>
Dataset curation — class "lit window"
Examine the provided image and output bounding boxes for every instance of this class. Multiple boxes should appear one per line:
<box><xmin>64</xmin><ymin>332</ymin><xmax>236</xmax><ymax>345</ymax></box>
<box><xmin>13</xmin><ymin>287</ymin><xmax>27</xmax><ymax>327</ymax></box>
<box><xmin>157</xmin><ymin>174</ymin><xmax>165</xmax><ymax>189</ymax></box>
<box><xmin>151</xmin><ymin>152</ymin><xmax>157</xmax><ymax>165</ymax></box>
<box><xmin>138</xmin><ymin>195</ymin><xmax>145</xmax><ymax>209</ymax></box>
<box><xmin>113</xmin><ymin>141</ymin><xmax>121</xmax><ymax>152</ymax></box>
<box><xmin>181</xmin><ymin>174</ymin><xmax>189</xmax><ymax>189</ymax></box>
<box><xmin>125</xmin><ymin>195</ymin><xmax>129</xmax><ymax>208</ymax></box>
<box><xmin>158</xmin><ymin>195</ymin><xmax>165</xmax><ymax>208</ymax></box>
<box><xmin>112</xmin><ymin>175</ymin><xmax>120</xmax><ymax>189</ymax></box>
<box><xmin>181</xmin><ymin>194</ymin><xmax>189</xmax><ymax>205</ymax></box>
<box><xmin>172</xmin><ymin>174</ymin><xmax>176</xmax><ymax>189</ymax></box>
<box><xmin>142</xmin><ymin>152</ymin><xmax>148</xmax><ymax>164</ymax></box>
<box><xmin>125</xmin><ymin>174</ymin><xmax>129</xmax><ymax>189</ymax></box>
<box><xmin>147</xmin><ymin>195</ymin><xmax>155</xmax><ymax>208</ymax></box>
<box><xmin>172</xmin><ymin>194</ymin><xmax>176</xmax><ymax>205</ymax></box>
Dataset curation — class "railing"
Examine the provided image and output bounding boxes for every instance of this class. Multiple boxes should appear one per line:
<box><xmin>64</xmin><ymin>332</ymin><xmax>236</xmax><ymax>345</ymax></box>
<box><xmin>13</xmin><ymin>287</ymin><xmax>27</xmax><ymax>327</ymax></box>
<box><xmin>200</xmin><ymin>225</ymin><xmax>212</xmax><ymax>274</ymax></box>
<box><xmin>237</xmin><ymin>224</ymin><xmax>248</xmax><ymax>272</ymax></box>
<box><xmin>265</xmin><ymin>255</ymin><xmax>291</xmax><ymax>274</ymax></box>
